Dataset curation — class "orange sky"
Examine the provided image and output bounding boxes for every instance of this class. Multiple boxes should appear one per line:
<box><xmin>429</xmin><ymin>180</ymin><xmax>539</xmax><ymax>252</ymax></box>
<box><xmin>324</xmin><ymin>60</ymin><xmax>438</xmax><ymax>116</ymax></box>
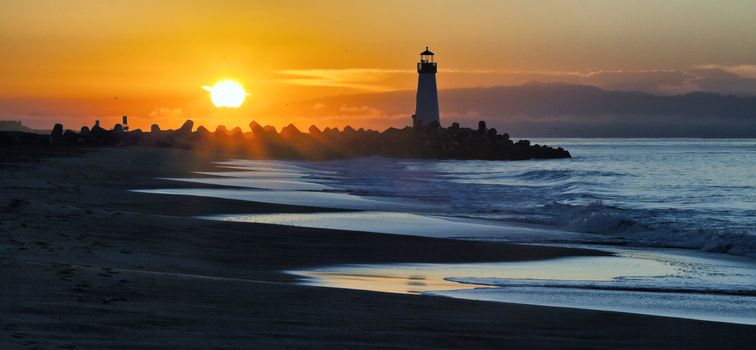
<box><xmin>1</xmin><ymin>0</ymin><xmax>755</xmax><ymax>130</ymax></box>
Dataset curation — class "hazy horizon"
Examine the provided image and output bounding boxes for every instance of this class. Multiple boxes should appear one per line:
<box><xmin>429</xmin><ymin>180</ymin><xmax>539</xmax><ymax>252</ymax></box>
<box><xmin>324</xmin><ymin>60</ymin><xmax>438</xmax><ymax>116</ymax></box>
<box><xmin>4</xmin><ymin>81</ymin><xmax>756</xmax><ymax>138</ymax></box>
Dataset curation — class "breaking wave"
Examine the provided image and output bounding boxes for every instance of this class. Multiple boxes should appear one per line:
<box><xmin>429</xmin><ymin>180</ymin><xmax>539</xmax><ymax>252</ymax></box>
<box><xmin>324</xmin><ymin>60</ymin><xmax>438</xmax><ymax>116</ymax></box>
<box><xmin>298</xmin><ymin>139</ymin><xmax>756</xmax><ymax>258</ymax></box>
<box><xmin>446</xmin><ymin>277</ymin><xmax>756</xmax><ymax>297</ymax></box>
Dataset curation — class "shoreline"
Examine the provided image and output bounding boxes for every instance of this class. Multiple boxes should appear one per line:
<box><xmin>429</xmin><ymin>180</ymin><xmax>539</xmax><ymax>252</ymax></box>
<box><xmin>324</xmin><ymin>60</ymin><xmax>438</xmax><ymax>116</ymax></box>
<box><xmin>2</xmin><ymin>146</ymin><xmax>755</xmax><ymax>348</ymax></box>
<box><xmin>290</xmin><ymin>248</ymin><xmax>756</xmax><ymax>325</ymax></box>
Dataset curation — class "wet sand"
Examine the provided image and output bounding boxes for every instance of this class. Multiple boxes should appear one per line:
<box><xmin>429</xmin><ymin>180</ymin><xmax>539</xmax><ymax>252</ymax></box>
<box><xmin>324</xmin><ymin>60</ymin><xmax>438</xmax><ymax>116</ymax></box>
<box><xmin>1</xmin><ymin>146</ymin><xmax>754</xmax><ymax>349</ymax></box>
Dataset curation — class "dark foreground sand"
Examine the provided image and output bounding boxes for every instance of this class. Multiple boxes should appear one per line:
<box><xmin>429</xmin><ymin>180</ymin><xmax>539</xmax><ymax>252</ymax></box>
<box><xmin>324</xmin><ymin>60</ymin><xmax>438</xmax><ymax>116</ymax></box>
<box><xmin>1</xmin><ymin>146</ymin><xmax>754</xmax><ymax>349</ymax></box>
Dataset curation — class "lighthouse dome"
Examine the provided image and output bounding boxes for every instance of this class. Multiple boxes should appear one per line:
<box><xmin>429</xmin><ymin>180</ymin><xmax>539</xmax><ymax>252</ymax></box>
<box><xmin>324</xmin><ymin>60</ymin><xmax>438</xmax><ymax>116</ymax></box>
<box><xmin>420</xmin><ymin>47</ymin><xmax>434</xmax><ymax>55</ymax></box>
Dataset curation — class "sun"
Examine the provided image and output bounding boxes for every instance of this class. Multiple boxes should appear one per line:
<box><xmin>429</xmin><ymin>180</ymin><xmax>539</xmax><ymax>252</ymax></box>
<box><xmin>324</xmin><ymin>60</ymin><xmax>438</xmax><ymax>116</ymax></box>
<box><xmin>202</xmin><ymin>80</ymin><xmax>248</xmax><ymax>108</ymax></box>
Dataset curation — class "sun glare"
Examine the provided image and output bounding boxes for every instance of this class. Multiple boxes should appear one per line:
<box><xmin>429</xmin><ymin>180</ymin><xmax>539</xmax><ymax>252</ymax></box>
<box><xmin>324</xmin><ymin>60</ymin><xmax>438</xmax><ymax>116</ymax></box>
<box><xmin>203</xmin><ymin>81</ymin><xmax>248</xmax><ymax>108</ymax></box>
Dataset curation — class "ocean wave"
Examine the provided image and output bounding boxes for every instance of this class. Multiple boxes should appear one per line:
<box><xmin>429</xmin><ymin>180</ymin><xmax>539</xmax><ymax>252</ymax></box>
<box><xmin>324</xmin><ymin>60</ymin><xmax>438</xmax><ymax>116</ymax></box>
<box><xmin>445</xmin><ymin>277</ymin><xmax>756</xmax><ymax>296</ymax></box>
<box><xmin>636</xmin><ymin>228</ymin><xmax>756</xmax><ymax>259</ymax></box>
<box><xmin>545</xmin><ymin>201</ymin><xmax>642</xmax><ymax>234</ymax></box>
<box><xmin>538</xmin><ymin>201</ymin><xmax>756</xmax><ymax>258</ymax></box>
<box><xmin>510</xmin><ymin>169</ymin><xmax>626</xmax><ymax>182</ymax></box>
<box><xmin>276</xmin><ymin>145</ymin><xmax>756</xmax><ymax>260</ymax></box>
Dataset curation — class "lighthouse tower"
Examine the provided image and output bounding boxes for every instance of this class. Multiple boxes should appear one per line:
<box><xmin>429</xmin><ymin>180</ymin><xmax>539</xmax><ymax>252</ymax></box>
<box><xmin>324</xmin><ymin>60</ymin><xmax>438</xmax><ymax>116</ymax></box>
<box><xmin>413</xmin><ymin>47</ymin><xmax>440</xmax><ymax>127</ymax></box>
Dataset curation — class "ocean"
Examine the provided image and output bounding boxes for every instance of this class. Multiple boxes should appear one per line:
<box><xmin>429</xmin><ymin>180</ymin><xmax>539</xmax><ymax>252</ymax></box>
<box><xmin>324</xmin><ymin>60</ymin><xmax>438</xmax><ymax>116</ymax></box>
<box><xmin>137</xmin><ymin>138</ymin><xmax>756</xmax><ymax>324</ymax></box>
<box><xmin>291</xmin><ymin>138</ymin><xmax>756</xmax><ymax>257</ymax></box>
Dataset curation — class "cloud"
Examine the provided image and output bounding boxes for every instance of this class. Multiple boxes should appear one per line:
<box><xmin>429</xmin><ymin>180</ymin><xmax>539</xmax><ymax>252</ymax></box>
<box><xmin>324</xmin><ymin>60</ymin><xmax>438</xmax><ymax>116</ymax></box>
<box><xmin>694</xmin><ymin>64</ymin><xmax>756</xmax><ymax>79</ymax></box>
<box><xmin>338</xmin><ymin>104</ymin><xmax>385</xmax><ymax>116</ymax></box>
<box><xmin>144</xmin><ymin>107</ymin><xmax>190</xmax><ymax>127</ymax></box>
<box><xmin>149</xmin><ymin>107</ymin><xmax>185</xmax><ymax>119</ymax></box>
<box><xmin>276</xmin><ymin>69</ymin><xmax>412</xmax><ymax>91</ymax></box>
<box><xmin>686</xmin><ymin>66</ymin><xmax>756</xmax><ymax>96</ymax></box>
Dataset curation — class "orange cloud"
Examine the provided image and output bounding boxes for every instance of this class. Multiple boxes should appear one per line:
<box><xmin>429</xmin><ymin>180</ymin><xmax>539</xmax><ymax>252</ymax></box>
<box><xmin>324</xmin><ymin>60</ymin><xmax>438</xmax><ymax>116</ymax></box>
<box><xmin>276</xmin><ymin>69</ymin><xmax>412</xmax><ymax>91</ymax></box>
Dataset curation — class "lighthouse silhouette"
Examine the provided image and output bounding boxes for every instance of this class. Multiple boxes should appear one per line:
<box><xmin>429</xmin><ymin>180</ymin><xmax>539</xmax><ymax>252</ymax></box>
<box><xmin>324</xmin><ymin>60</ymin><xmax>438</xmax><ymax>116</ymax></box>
<box><xmin>412</xmin><ymin>46</ymin><xmax>440</xmax><ymax>127</ymax></box>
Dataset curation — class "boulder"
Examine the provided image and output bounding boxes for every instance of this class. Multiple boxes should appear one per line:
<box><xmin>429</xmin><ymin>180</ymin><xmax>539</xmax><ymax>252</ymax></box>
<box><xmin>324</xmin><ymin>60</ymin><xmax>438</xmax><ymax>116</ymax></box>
<box><xmin>86</xmin><ymin>124</ymin><xmax>119</xmax><ymax>145</ymax></box>
<box><xmin>263</xmin><ymin>125</ymin><xmax>277</xmax><ymax>135</ymax></box>
<box><xmin>248</xmin><ymin>121</ymin><xmax>263</xmax><ymax>132</ymax></box>
<box><xmin>49</xmin><ymin>123</ymin><xmax>63</xmax><ymax>144</ymax></box>
<box><xmin>280</xmin><ymin>124</ymin><xmax>302</xmax><ymax>139</ymax></box>
<box><xmin>308</xmin><ymin>125</ymin><xmax>322</xmax><ymax>135</ymax></box>
<box><xmin>516</xmin><ymin>139</ymin><xmax>530</xmax><ymax>147</ymax></box>
<box><xmin>426</xmin><ymin>121</ymin><xmax>441</xmax><ymax>130</ymax></box>
<box><xmin>247</xmin><ymin>121</ymin><xmax>264</xmax><ymax>138</ymax></box>
<box><xmin>90</xmin><ymin>124</ymin><xmax>108</xmax><ymax>141</ymax></box>
<box><xmin>123</xmin><ymin>128</ymin><xmax>144</xmax><ymax>144</ymax></box>
<box><xmin>175</xmin><ymin>120</ymin><xmax>194</xmax><ymax>138</ymax></box>
<box><xmin>63</xmin><ymin>129</ymin><xmax>78</xmax><ymax>143</ymax></box>
<box><xmin>228</xmin><ymin>127</ymin><xmax>245</xmax><ymax>144</ymax></box>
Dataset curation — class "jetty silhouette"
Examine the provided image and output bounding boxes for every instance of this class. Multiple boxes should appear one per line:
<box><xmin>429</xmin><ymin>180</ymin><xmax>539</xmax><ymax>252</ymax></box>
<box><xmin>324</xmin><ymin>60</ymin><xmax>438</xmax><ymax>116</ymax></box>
<box><xmin>2</xmin><ymin>119</ymin><xmax>570</xmax><ymax>160</ymax></box>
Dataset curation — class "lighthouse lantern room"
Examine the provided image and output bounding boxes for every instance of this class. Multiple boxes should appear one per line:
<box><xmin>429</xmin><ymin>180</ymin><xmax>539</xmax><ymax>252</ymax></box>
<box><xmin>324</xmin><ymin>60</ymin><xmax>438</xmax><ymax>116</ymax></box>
<box><xmin>413</xmin><ymin>46</ymin><xmax>440</xmax><ymax>127</ymax></box>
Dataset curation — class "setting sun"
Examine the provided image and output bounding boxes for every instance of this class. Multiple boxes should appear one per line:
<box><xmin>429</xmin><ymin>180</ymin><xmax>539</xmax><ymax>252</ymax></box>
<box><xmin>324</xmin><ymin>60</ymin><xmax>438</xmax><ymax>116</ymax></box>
<box><xmin>203</xmin><ymin>81</ymin><xmax>248</xmax><ymax>108</ymax></box>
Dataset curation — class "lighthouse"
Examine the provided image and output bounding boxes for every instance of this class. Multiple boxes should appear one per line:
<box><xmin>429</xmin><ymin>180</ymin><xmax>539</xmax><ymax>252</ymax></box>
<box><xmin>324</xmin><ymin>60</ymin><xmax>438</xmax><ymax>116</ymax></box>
<box><xmin>413</xmin><ymin>47</ymin><xmax>440</xmax><ymax>127</ymax></box>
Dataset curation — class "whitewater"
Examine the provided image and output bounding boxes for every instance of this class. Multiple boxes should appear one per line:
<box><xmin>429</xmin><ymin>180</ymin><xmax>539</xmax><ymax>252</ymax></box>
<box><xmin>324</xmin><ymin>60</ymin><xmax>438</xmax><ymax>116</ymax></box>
<box><xmin>313</xmin><ymin>138</ymin><xmax>755</xmax><ymax>257</ymax></box>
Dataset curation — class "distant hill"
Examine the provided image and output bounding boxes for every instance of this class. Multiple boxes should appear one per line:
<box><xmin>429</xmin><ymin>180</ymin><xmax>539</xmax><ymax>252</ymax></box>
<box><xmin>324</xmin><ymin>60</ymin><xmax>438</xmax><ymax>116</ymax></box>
<box><xmin>0</xmin><ymin>120</ymin><xmax>48</xmax><ymax>134</ymax></box>
<box><xmin>269</xmin><ymin>82</ymin><xmax>756</xmax><ymax>137</ymax></box>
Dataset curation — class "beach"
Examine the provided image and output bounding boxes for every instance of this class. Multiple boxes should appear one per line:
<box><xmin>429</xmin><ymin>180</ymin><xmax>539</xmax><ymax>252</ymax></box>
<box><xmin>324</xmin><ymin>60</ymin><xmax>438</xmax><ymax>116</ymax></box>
<box><xmin>2</xmin><ymin>146</ymin><xmax>755</xmax><ymax>349</ymax></box>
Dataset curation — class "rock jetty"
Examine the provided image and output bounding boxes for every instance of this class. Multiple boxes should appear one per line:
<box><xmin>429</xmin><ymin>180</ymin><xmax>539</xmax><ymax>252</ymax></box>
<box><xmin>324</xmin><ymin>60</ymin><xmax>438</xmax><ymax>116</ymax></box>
<box><xmin>0</xmin><ymin>120</ymin><xmax>571</xmax><ymax>160</ymax></box>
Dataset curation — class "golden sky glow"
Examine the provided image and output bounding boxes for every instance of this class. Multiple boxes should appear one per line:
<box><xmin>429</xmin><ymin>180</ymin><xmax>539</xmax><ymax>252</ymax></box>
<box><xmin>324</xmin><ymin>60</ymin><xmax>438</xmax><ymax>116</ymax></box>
<box><xmin>1</xmin><ymin>0</ymin><xmax>756</xmax><ymax>130</ymax></box>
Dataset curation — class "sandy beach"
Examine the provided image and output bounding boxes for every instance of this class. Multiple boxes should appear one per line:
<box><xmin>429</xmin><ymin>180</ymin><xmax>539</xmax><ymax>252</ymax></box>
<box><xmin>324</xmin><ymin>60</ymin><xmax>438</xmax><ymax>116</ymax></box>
<box><xmin>2</xmin><ymin>146</ymin><xmax>755</xmax><ymax>349</ymax></box>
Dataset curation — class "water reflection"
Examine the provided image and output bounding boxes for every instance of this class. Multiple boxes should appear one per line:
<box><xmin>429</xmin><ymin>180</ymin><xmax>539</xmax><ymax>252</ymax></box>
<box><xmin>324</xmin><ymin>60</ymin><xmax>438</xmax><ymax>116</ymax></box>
<box><xmin>288</xmin><ymin>249</ymin><xmax>756</xmax><ymax>325</ymax></box>
<box><xmin>292</xmin><ymin>269</ymin><xmax>487</xmax><ymax>295</ymax></box>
